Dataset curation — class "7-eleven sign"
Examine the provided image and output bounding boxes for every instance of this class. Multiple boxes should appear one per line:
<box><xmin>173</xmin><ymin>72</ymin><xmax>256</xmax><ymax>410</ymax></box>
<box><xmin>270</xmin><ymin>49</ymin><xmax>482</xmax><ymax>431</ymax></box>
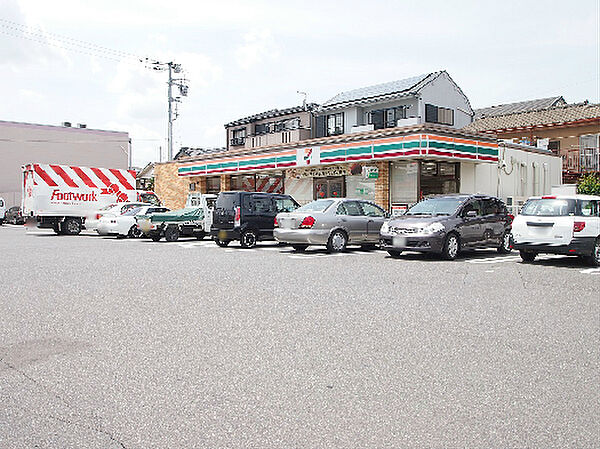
<box><xmin>296</xmin><ymin>147</ymin><xmax>320</xmax><ymax>166</ymax></box>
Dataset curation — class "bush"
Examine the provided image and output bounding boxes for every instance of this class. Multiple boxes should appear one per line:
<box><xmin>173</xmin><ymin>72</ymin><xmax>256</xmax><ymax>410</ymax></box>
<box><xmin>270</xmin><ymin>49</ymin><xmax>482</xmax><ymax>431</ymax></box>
<box><xmin>577</xmin><ymin>173</ymin><xmax>600</xmax><ymax>196</ymax></box>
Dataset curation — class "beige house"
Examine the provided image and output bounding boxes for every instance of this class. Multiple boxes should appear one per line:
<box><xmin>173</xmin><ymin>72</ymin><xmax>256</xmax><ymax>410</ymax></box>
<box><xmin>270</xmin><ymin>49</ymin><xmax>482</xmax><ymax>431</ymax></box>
<box><xmin>226</xmin><ymin>104</ymin><xmax>317</xmax><ymax>151</ymax></box>
<box><xmin>466</xmin><ymin>98</ymin><xmax>600</xmax><ymax>183</ymax></box>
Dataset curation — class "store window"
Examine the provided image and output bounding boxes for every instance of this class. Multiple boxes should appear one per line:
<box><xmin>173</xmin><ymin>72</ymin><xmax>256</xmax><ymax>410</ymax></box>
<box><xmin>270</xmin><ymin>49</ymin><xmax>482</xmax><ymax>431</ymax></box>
<box><xmin>391</xmin><ymin>161</ymin><xmax>418</xmax><ymax>206</ymax></box>
<box><xmin>345</xmin><ymin>175</ymin><xmax>376</xmax><ymax>202</ymax></box>
<box><xmin>420</xmin><ymin>161</ymin><xmax>460</xmax><ymax>198</ymax></box>
<box><xmin>206</xmin><ymin>176</ymin><xmax>220</xmax><ymax>194</ymax></box>
<box><xmin>256</xmin><ymin>174</ymin><xmax>284</xmax><ymax>193</ymax></box>
<box><xmin>231</xmin><ymin>175</ymin><xmax>256</xmax><ymax>191</ymax></box>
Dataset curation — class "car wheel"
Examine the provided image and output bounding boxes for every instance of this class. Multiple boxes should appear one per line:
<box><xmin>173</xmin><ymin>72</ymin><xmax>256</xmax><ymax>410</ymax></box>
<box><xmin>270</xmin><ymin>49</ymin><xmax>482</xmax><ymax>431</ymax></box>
<box><xmin>62</xmin><ymin>218</ymin><xmax>82</xmax><ymax>235</ymax></box>
<box><xmin>151</xmin><ymin>234</ymin><xmax>162</xmax><ymax>242</ymax></box>
<box><xmin>519</xmin><ymin>250</ymin><xmax>537</xmax><ymax>263</ymax></box>
<box><xmin>497</xmin><ymin>231</ymin><xmax>512</xmax><ymax>254</ymax></box>
<box><xmin>127</xmin><ymin>225</ymin><xmax>141</xmax><ymax>238</ymax></box>
<box><xmin>327</xmin><ymin>230</ymin><xmax>347</xmax><ymax>253</ymax></box>
<box><xmin>240</xmin><ymin>230</ymin><xmax>257</xmax><ymax>248</ymax></box>
<box><xmin>441</xmin><ymin>233</ymin><xmax>459</xmax><ymax>260</ymax></box>
<box><xmin>194</xmin><ymin>231</ymin><xmax>206</xmax><ymax>240</ymax></box>
<box><xmin>164</xmin><ymin>226</ymin><xmax>180</xmax><ymax>242</ymax></box>
<box><xmin>215</xmin><ymin>238</ymin><xmax>230</xmax><ymax>247</ymax></box>
<box><xmin>583</xmin><ymin>238</ymin><xmax>600</xmax><ymax>267</ymax></box>
<box><xmin>387</xmin><ymin>250</ymin><xmax>402</xmax><ymax>258</ymax></box>
<box><xmin>292</xmin><ymin>244</ymin><xmax>308</xmax><ymax>252</ymax></box>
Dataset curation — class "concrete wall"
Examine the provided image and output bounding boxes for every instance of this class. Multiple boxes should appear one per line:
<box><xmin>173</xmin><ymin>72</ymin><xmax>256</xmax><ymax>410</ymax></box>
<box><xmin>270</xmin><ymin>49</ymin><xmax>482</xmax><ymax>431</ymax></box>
<box><xmin>419</xmin><ymin>72</ymin><xmax>473</xmax><ymax>129</ymax></box>
<box><xmin>0</xmin><ymin>121</ymin><xmax>129</xmax><ymax>208</ymax></box>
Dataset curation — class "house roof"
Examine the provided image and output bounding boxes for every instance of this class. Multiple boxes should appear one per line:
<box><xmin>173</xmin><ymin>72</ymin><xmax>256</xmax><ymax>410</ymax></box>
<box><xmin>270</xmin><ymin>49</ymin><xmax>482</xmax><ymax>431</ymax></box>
<box><xmin>225</xmin><ymin>103</ymin><xmax>319</xmax><ymax>127</ymax></box>
<box><xmin>473</xmin><ymin>96</ymin><xmax>566</xmax><ymax>120</ymax></box>
<box><xmin>464</xmin><ymin>101</ymin><xmax>600</xmax><ymax>133</ymax></box>
<box><xmin>174</xmin><ymin>147</ymin><xmax>226</xmax><ymax>160</ymax></box>
<box><xmin>322</xmin><ymin>72</ymin><xmax>441</xmax><ymax>109</ymax></box>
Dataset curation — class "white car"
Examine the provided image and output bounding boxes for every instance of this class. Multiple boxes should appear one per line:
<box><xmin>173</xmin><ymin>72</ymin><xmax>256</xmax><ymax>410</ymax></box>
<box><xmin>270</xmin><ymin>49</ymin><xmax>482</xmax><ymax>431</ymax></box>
<box><xmin>512</xmin><ymin>194</ymin><xmax>600</xmax><ymax>266</ymax></box>
<box><xmin>86</xmin><ymin>202</ymin><xmax>150</xmax><ymax>231</ymax></box>
<box><xmin>97</xmin><ymin>205</ymin><xmax>170</xmax><ymax>238</ymax></box>
<box><xmin>0</xmin><ymin>197</ymin><xmax>5</xmax><ymax>225</ymax></box>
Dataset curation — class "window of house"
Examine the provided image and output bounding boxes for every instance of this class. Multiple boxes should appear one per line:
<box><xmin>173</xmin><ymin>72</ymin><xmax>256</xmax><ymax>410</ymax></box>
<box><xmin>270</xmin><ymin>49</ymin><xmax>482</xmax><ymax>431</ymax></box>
<box><xmin>367</xmin><ymin>107</ymin><xmax>407</xmax><ymax>130</ymax></box>
<box><xmin>285</xmin><ymin>118</ymin><xmax>301</xmax><ymax>130</ymax></box>
<box><xmin>273</xmin><ymin>122</ymin><xmax>284</xmax><ymax>132</ymax></box>
<box><xmin>548</xmin><ymin>140</ymin><xmax>560</xmax><ymax>154</ymax></box>
<box><xmin>255</xmin><ymin>123</ymin><xmax>269</xmax><ymax>135</ymax></box>
<box><xmin>231</xmin><ymin>128</ymin><xmax>246</xmax><ymax>145</ymax></box>
<box><xmin>326</xmin><ymin>113</ymin><xmax>344</xmax><ymax>136</ymax></box>
<box><xmin>425</xmin><ymin>104</ymin><xmax>454</xmax><ymax>126</ymax></box>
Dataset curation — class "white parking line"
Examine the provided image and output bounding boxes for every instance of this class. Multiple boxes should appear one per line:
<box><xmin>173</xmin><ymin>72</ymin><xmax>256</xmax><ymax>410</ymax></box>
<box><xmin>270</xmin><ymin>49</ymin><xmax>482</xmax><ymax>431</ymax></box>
<box><xmin>467</xmin><ymin>256</ymin><xmax>522</xmax><ymax>264</ymax></box>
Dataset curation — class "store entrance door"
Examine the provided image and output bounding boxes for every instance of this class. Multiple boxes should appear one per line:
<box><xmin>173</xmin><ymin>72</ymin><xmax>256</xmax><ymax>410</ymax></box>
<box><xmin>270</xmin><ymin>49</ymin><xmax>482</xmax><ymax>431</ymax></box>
<box><xmin>314</xmin><ymin>176</ymin><xmax>345</xmax><ymax>200</ymax></box>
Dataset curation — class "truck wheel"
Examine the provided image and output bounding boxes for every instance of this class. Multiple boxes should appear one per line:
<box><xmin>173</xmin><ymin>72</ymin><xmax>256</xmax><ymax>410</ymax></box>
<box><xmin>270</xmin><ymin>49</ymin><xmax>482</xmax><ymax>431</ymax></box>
<box><xmin>164</xmin><ymin>226</ymin><xmax>179</xmax><ymax>242</ymax></box>
<box><xmin>215</xmin><ymin>238</ymin><xmax>230</xmax><ymax>247</ymax></box>
<box><xmin>151</xmin><ymin>234</ymin><xmax>162</xmax><ymax>242</ymax></box>
<box><xmin>583</xmin><ymin>238</ymin><xmax>600</xmax><ymax>267</ymax></box>
<box><xmin>52</xmin><ymin>223</ymin><xmax>60</xmax><ymax>234</ymax></box>
<box><xmin>195</xmin><ymin>231</ymin><xmax>206</xmax><ymax>240</ymax></box>
<box><xmin>240</xmin><ymin>230</ymin><xmax>257</xmax><ymax>248</ymax></box>
<box><xmin>62</xmin><ymin>218</ymin><xmax>82</xmax><ymax>235</ymax></box>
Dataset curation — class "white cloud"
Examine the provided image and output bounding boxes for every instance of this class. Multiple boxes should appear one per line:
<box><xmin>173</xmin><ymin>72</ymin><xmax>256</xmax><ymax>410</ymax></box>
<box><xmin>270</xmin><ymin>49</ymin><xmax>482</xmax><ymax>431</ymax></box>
<box><xmin>235</xmin><ymin>29</ymin><xmax>279</xmax><ymax>70</ymax></box>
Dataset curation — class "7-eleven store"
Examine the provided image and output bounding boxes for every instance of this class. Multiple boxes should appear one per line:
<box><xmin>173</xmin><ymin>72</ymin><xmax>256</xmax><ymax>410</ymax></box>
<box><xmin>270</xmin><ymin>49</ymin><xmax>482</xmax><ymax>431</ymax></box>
<box><xmin>163</xmin><ymin>125</ymin><xmax>501</xmax><ymax>211</ymax></box>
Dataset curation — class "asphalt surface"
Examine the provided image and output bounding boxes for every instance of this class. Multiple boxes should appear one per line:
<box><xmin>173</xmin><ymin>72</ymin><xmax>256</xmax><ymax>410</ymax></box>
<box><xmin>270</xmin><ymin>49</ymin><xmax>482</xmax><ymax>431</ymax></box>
<box><xmin>0</xmin><ymin>223</ymin><xmax>598</xmax><ymax>448</ymax></box>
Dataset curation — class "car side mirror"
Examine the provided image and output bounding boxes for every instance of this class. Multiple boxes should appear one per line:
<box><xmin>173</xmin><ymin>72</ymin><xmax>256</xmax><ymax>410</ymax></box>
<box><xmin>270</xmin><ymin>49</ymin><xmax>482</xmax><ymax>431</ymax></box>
<box><xmin>465</xmin><ymin>210</ymin><xmax>477</xmax><ymax>218</ymax></box>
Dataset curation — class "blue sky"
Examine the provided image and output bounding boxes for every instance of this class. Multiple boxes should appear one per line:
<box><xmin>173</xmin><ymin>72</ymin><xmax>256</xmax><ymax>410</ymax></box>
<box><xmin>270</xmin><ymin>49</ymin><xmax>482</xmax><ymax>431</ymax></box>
<box><xmin>1</xmin><ymin>0</ymin><xmax>598</xmax><ymax>167</ymax></box>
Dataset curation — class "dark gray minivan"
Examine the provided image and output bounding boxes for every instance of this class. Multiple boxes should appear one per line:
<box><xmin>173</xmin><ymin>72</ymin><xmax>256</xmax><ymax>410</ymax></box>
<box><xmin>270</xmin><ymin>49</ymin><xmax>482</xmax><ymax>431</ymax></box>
<box><xmin>379</xmin><ymin>194</ymin><xmax>513</xmax><ymax>260</ymax></box>
<box><xmin>211</xmin><ymin>191</ymin><xmax>299</xmax><ymax>248</ymax></box>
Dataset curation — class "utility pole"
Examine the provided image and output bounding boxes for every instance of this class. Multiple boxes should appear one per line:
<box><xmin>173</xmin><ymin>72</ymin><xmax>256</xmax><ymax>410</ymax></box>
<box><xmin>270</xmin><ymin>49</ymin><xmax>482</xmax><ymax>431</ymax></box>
<box><xmin>143</xmin><ymin>59</ymin><xmax>189</xmax><ymax>161</ymax></box>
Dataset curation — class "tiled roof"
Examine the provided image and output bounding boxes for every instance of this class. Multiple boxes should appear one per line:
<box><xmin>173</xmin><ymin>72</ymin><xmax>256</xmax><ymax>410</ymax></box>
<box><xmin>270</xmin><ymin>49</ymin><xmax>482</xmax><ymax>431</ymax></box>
<box><xmin>225</xmin><ymin>103</ymin><xmax>318</xmax><ymax>127</ymax></box>
<box><xmin>322</xmin><ymin>72</ymin><xmax>438</xmax><ymax>108</ymax></box>
<box><xmin>175</xmin><ymin>147</ymin><xmax>226</xmax><ymax>160</ymax></box>
<box><xmin>465</xmin><ymin>102</ymin><xmax>600</xmax><ymax>132</ymax></box>
<box><xmin>473</xmin><ymin>96</ymin><xmax>566</xmax><ymax>119</ymax></box>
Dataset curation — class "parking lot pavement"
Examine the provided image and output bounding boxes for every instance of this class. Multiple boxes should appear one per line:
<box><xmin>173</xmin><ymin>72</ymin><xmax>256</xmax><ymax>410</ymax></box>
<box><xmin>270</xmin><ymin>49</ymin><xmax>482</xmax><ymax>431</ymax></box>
<box><xmin>1</xmin><ymin>225</ymin><xmax>599</xmax><ymax>448</ymax></box>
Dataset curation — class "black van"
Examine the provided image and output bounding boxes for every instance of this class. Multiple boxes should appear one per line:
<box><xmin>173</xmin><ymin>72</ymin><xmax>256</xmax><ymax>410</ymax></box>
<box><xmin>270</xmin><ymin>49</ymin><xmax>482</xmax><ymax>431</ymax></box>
<box><xmin>211</xmin><ymin>191</ymin><xmax>299</xmax><ymax>248</ymax></box>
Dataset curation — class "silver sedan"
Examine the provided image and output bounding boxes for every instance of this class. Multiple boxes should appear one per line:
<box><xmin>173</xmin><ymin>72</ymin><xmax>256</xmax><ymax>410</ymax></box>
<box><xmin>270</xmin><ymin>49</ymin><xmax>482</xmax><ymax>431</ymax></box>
<box><xmin>274</xmin><ymin>198</ymin><xmax>388</xmax><ymax>252</ymax></box>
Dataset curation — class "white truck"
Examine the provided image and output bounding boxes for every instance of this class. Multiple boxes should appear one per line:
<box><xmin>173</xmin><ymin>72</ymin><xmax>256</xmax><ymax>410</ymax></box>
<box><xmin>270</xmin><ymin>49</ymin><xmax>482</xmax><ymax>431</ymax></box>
<box><xmin>22</xmin><ymin>163</ymin><xmax>161</xmax><ymax>235</ymax></box>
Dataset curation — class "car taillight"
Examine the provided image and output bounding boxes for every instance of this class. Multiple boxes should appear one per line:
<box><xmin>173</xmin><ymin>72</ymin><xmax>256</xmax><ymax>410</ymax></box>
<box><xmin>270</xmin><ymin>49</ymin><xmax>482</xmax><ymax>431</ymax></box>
<box><xmin>234</xmin><ymin>206</ymin><xmax>241</xmax><ymax>227</ymax></box>
<box><xmin>299</xmin><ymin>216</ymin><xmax>315</xmax><ymax>229</ymax></box>
<box><xmin>274</xmin><ymin>217</ymin><xmax>279</xmax><ymax>227</ymax></box>
<box><xmin>573</xmin><ymin>221</ymin><xmax>585</xmax><ymax>232</ymax></box>
<box><xmin>96</xmin><ymin>214</ymin><xmax>101</xmax><ymax>220</ymax></box>
<box><xmin>508</xmin><ymin>214</ymin><xmax>514</xmax><ymax>223</ymax></box>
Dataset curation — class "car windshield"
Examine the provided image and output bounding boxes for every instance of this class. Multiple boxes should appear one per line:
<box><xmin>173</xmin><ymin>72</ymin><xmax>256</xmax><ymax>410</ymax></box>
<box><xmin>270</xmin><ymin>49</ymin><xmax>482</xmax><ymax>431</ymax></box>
<box><xmin>405</xmin><ymin>197</ymin><xmax>463</xmax><ymax>216</ymax></box>
<box><xmin>520</xmin><ymin>198</ymin><xmax>576</xmax><ymax>216</ymax></box>
<box><xmin>122</xmin><ymin>207</ymin><xmax>142</xmax><ymax>216</ymax></box>
<box><xmin>295</xmin><ymin>200</ymin><xmax>334</xmax><ymax>213</ymax></box>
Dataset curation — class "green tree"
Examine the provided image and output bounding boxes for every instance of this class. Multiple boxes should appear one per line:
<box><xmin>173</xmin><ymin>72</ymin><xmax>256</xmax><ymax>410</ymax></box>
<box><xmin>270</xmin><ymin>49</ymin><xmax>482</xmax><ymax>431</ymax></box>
<box><xmin>577</xmin><ymin>173</ymin><xmax>600</xmax><ymax>196</ymax></box>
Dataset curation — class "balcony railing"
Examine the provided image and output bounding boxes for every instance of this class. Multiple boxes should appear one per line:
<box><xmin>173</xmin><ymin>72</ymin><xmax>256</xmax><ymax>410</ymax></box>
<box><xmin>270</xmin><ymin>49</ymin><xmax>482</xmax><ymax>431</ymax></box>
<box><xmin>230</xmin><ymin>137</ymin><xmax>246</xmax><ymax>146</ymax></box>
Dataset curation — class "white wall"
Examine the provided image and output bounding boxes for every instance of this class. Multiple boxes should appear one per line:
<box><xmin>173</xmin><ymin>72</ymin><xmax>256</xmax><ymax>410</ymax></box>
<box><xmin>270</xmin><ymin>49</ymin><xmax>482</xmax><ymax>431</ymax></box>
<box><xmin>418</xmin><ymin>72</ymin><xmax>473</xmax><ymax>128</ymax></box>
<box><xmin>459</xmin><ymin>145</ymin><xmax>562</xmax><ymax>205</ymax></box>
<box><xmin>0</xmin><ymin>121</ymin><xmax>129</xmax><ymax>207</ymax></box>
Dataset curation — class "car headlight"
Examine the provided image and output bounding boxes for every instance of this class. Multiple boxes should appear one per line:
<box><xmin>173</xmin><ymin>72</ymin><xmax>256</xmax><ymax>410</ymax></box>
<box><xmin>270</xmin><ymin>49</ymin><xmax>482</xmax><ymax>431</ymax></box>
<box><xmin>420</xmin><ymin>222</ymin><xmax>445</xmax><ymax>234</ymax></box>
<box><xmin>380</xmin><ymin>221</ymin><xmax>390</xmax><ymax>234</ymax></box>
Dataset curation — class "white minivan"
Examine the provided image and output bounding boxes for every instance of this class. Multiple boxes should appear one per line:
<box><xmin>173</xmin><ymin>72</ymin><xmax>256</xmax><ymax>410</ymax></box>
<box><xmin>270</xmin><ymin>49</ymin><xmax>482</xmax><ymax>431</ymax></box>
<box><xmin>512</xmin><ymin>195</ymin><xmax>600</xmax><ymax>266</ymax></box>
<box><xmin>0</xmin><ymin>197</ymin><xmax>5</xmax><ymax>225</ymax></box>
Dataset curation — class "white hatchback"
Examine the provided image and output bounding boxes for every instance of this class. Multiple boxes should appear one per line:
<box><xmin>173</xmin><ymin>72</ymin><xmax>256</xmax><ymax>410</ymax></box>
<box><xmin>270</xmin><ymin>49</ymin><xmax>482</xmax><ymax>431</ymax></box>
<box><xmin>97</xmin><ymin>205</ymin><xmax>169</xmax><ymax>238</ymax></box>
<box><xmin>512</xmin><ymin>195</ymin><xmax>600</xmax><ymax>266</ymax></box>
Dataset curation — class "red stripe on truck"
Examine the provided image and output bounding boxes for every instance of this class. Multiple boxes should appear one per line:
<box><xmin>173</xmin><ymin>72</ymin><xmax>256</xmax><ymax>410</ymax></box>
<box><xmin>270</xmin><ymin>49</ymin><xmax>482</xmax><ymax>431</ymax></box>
<box><xmin>34</xmin><ymin>165</ymin><xmax>58</xmax><ymax>186</ymax></box>
<box><xmin>109</xmin><ymin>169</ymin><xmax>135</xmax><ymax>190</ymax></box>
<box><xmin>71</xmin><ymin>166</ymin><xmax>98</xmax><ymax>188</ymax></box>
<box><xmin>91</xmin><ymin>167</ymin><xmax>112</xmax><ymax>187</ymax></box>
<box><xmin>50</xmin><ymin>164</ymin><xmax>78</xmax><ymax>188</ymax></box>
